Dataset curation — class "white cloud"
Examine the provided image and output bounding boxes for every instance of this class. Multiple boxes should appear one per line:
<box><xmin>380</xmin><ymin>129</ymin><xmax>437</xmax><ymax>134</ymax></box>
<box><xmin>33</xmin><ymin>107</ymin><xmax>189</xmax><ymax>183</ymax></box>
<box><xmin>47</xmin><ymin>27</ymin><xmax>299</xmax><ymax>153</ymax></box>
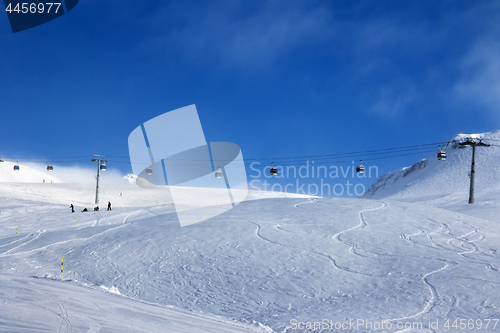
<box><xmin>369</xmin><ymin>80</ymin><xmax>417</xmax><ymax>118</ymax></box>
<box><xmin>455</xmin><ymin>39</ymin><xmax>500</xmax><ymax>115</ymax></box>
<box><xmin>143</xmin><ymin>1</ymin><xmax>333</xmax><ymax>67</ymax></box>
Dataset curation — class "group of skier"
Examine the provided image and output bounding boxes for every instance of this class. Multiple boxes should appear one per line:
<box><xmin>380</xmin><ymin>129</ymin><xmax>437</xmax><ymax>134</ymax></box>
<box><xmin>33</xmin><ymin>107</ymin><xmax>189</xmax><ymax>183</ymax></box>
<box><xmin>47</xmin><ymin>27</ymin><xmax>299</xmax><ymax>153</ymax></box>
<box><xmin>69</xmin><ymin>202</ymin><xmax>112</xmax><ymax>213</ymax></box>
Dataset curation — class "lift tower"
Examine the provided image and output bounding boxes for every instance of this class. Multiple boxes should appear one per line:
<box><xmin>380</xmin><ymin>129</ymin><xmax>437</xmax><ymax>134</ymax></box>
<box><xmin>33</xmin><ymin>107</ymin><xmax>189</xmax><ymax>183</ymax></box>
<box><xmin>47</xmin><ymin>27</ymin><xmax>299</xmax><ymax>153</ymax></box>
<box><xmin>459</xmin><ymin>138</ymin><xmax>490</xmax><ymax>204</ymax></box>
<box><xmin>92</xmin><ymin>155</ymin><xmax>107</xmax><ymax>205</ymax></box>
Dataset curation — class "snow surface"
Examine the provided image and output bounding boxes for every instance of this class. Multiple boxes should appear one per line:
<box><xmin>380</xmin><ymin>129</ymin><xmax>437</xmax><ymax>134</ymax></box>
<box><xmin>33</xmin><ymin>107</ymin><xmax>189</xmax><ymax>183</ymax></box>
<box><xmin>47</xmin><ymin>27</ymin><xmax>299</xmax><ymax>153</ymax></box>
<box><xmin>1</xmin><ymin>138</ymin><xmax>500</xmax><ymax>332</ymax></box>
<box><xmin>0</xmin><ymin>276</ymin><xmax>266</xmax><ymax>332</ymax></box>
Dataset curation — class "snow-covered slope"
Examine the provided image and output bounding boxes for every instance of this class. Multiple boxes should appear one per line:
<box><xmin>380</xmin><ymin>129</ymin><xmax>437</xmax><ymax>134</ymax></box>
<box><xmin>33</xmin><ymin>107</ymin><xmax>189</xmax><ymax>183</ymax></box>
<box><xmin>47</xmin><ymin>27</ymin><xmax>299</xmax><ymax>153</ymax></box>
<box><xmin>0</xmin><ymin>276</ymin><xmax>263</xmax><ymax>333</ymax></box>
<box><xmin>1</xmin><ymin>182</ymin><xmax>500</xmax><ymax>332</ymax></box>
<box><xmin>363</xmin><ymin>130</ymin><xmax>500</xmax><ymax>200</ymax></box>
<box><xmin>0</xmin><ymin>160</ymin><xmax>64</xmax><ymax>183</ymax></box>
<box><xmin>0</xmin><ymin>182</ymin><xmax>312</xmax><ymax>210</ymax></box>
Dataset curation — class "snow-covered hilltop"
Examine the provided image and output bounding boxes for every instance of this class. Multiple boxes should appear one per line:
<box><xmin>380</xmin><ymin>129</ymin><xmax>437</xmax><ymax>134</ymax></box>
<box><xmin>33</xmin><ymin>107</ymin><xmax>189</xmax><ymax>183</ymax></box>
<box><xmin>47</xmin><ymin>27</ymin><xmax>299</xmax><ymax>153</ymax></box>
<box><xmin>363</xmin><ymin>130</ymin><xmax>500</xmax><ymax>200</ymax></box>
<box><xmin>0</xmin><ymin>160</ymin><xmax>64</xmax><ymax>183</ymax></box>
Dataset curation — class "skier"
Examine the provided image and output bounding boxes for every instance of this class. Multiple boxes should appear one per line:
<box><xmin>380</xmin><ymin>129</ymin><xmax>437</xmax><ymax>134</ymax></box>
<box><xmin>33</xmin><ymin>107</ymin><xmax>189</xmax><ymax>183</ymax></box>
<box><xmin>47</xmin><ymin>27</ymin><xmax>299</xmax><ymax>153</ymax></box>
<box><xmin>107</xmin><ymin>202</ymin><xmax>112</xmax><ymax>211</ymax></box>
<box><xmin>94</xmin><ymin>206</ymin><xmax>99</xmax><ymax>212</ymax></box>
<box><xmin>81</xmin><ymin>208</ymin><xmax>88</xmax><ymax>212</ymax></box>
<box><xmin>70</xmin><ymin>204</ymin><xmax>74</xmax><ymax>213</ymax></box>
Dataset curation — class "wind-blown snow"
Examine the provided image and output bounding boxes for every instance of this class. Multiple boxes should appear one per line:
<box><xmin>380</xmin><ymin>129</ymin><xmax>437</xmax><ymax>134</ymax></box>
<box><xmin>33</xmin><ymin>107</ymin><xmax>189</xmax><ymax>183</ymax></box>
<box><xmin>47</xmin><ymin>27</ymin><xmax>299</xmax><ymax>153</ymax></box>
<box><xmin>124</xmin><ymin>173</ymin><xmax>138</xmax><ymax>184</ymax></box>
<box><xmin>0</xmin><ymin>160</ymin><xmax>64</xmax><ymax>183</ymax></box>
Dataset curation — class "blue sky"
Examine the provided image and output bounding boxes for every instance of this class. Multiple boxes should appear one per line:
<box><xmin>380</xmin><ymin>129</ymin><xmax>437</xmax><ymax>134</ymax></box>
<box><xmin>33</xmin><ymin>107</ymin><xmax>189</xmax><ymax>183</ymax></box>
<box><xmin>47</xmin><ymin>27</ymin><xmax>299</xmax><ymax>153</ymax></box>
<box><xmin>1</xmin><ymin>1</ymin><xmax>499</xmax><ymax>194</ymax></box>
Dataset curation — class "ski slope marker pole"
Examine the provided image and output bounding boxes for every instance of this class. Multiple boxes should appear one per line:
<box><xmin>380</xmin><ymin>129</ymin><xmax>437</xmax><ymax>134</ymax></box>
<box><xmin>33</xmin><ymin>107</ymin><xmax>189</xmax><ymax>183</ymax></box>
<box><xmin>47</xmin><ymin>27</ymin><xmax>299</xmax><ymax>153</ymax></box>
<box><xmin>61</xmin><ymin>258</ymin><xmax>63</xmax><ymax>281</ymax></box>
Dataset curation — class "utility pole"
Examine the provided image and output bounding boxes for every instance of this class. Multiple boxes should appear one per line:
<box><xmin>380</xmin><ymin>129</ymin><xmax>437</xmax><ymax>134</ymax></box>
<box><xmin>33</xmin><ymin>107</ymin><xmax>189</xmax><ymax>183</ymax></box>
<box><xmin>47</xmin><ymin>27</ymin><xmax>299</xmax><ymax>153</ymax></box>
<box><xmin>91</xmin><ymin>155</ymin><xmax>107</xmax><ymax>204</ymax></box>
<box><xmin>459</xmin><ymin>138</ymin><xmax>490</xmax><ymax>204</ymax></box>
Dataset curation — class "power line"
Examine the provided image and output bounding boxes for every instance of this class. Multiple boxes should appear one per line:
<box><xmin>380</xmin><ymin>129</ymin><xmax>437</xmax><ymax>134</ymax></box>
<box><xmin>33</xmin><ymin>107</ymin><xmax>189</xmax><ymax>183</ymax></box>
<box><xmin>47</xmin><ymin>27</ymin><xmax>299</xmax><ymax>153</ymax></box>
<box><xmin>106</xmin><ymin>141</ymin><xmax>449</xmax><ymax>162</ymax></box>
<box><xmin>2</xmin><ymin>139</ymin><xmax>486</xmax><ymax>168</ymax></box>
<box><xmin>0</xmin><ymin>148</ymin><xmax>443</xmax><ymax>168</ymax></box>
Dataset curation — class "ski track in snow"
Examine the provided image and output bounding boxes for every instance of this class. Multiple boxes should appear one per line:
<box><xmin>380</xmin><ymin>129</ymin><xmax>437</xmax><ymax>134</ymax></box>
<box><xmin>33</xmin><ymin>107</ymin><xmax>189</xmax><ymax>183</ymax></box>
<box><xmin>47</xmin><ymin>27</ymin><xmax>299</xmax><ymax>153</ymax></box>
<box><xmin>250</xmin><ymin>199</ymin><xmax>385</xmax><ymax>278</ymax></box>
<box><xmin>123</xmin><ymin>209</ymin><xmax>144</xmax><ymax>223</ymax></box>
<box><xmin>329</xmin><ymin>200</ymin><xmax>494</xmax><ymax>326</ymax></box>
<box><xmin>0</xmin><ymin>232</ymin><xmax>33</xmax><ymax>248</ymax></box>
<box><xmin>0</xmin><ymin>203</ymin><xmax>268</xmax><ymax>331</ymax></box>
<box><xmin>0</xmin><ymin>225</ymin><xmax>128</xmax><ymax>258</ymax></box>
<box><xmin>0</xmin><ymin>210</ymin><xmax>143</xmax><ymax>258</ymax></box>
<box><xmin>253</xmin><ymin>198</ymin><xmax>498</xmax><ymax>328</ymax></box>
<box><xmin>0</xmin><ymin>230</ymin><xmax>45</xmax><ymax>256</ymax></box>
<box><xmin>329</xmin><ymin>200</ymin><xmax>452</xmax><ymax>325</ymax></box>
<box><xmin>400</xmin><ymin>226</ymin><xmax>425</xmax><ymax>242</ymax></box>
<box><xmin>293</xmin><ymin>198</ymin><xmax>318</xmax><ymax>208</ymax></box>
<box><xmin>56</xmin><ymin>301</ymin><xmax>72</xmax><ymax>333</ymax></box>
<box><xmin>383</xmin><ymin>261</ymin><xmax>455</xmax><ymax>325</ymax></box>
<box><xmin>445</xmin><ymin>225</ymin><xmax>484</xmax><ymax>258</ymax></box>
<box><xmin>387</xmin><ymin>215</ymin><xmax>496</xmax><ymax>324</ymax></box>
<box><xmin>248</xmin><ymin>219</ymin><xmax>351</xmax><ymax>275</ymax></box>
<box><xmin>331</xmin><ymin>202</ymin><xmax>388</xmax><ymax>243</ymax></box>
<box><xmin>329</xmin><ymin>202</ymin><xmax>392</xmax><ymax>264</ymax></box>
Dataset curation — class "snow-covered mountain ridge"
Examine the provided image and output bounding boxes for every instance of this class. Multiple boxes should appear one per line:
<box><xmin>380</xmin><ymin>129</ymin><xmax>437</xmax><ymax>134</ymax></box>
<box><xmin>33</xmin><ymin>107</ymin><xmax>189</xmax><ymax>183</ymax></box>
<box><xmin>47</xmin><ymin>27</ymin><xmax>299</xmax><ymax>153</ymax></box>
<box><xmin>363</xmin><ymin>130</ymin><xmax>500</xmax><ymax>200</ymax></box>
